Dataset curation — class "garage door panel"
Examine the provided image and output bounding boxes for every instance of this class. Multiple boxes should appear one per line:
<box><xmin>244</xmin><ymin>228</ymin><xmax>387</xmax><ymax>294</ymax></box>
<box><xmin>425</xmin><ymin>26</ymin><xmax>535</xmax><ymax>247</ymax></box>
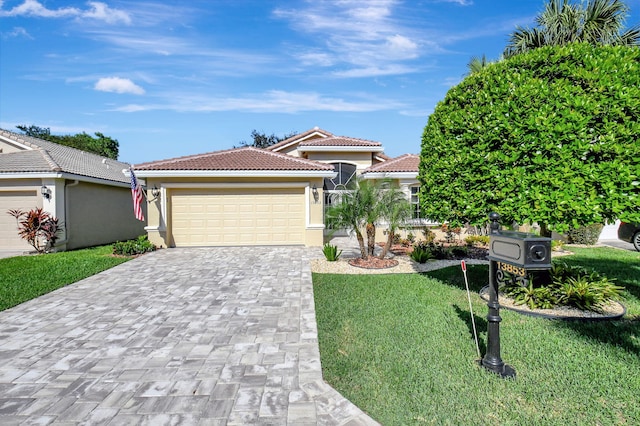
<box><xmin>171</xmin><ymin>188</ymin><xmax>304</xmax><ymax>246</ymax></box>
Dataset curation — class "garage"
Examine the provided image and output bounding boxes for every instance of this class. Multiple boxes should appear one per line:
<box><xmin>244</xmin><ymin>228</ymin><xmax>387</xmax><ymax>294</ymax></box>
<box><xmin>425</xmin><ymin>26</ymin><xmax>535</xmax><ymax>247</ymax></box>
<box><xmin>0</xmin><ymin>188</ymin><xmax>40</xmax><ymax>250</ymax></box>
<box><xmin>170</xmin><ymin>187</ymin><xmax>305</xmax><ymax>246</ymax></box>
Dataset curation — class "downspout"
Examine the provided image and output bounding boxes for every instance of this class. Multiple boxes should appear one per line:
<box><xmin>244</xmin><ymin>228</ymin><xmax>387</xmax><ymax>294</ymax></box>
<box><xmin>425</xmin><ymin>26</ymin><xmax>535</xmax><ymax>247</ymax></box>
<box><xmin>53</xmin><ymin>179</ymin><xmax>79</xmax><ymax>249</ymax></box>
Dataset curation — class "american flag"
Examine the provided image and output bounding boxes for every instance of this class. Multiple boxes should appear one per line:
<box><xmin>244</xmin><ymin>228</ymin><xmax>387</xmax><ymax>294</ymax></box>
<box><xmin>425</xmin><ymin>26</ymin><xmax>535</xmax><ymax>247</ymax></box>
<box><xmin>129</xmin><ymin>167</ymin><xmax>145</xmax><ymax>221</ymax></box>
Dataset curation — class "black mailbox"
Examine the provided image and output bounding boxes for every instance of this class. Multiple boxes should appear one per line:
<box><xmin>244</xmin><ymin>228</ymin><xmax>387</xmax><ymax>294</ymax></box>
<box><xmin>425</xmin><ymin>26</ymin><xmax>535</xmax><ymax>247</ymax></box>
<box><xmin>488</xmin><ymin>231</ymin><xmax>552</xmax><ymax>271</ymax></box>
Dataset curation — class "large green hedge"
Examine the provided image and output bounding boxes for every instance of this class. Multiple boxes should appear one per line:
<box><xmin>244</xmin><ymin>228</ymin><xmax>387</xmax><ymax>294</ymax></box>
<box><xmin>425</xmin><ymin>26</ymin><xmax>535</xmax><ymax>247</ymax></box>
<box><xmin>420</xmin><ymin>43</ymin><xmax>640</xmax><ymax>232</ymax></box>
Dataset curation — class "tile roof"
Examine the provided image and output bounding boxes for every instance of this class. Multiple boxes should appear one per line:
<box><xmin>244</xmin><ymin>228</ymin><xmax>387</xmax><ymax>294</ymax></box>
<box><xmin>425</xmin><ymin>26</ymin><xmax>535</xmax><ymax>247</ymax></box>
<box><xmin>266</xmin><ymin>127</ymin><xmax>334</xmax><ymax>151</ymax></box>
<box><xmin>134</xmin><ymin>146</ymin><xmax>335</xmax><ymax>171</ymax></box>
<box><xmin>299</xmin><ymin>136</ymin><xmax>382</xmax><ymax>148</ymax></box>
<box><xmin>0</xmin><ymin>129</ymin><xmax>132</xmax><ymax>184</ymax></box>
<box><xmin>362</xmin><ymin>154</ymin><xmax>420</xmax><ymax>173</ymax></box>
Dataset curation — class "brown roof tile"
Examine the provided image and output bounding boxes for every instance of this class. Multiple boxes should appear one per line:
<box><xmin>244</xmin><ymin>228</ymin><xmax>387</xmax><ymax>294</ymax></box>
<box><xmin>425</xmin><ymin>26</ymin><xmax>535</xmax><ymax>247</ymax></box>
<box><xmin>266</xmin><ymin>127</ymin><xmax>334</xmax><ymax>151</ymax></box>
<box><xmin>299</xmin><ymin>136</ymin><xmax>382</xmax><ymax>148</ymax></box>
<box><xmin>363</xmin><ymin>154</ymin><xmax>419</xmax><ymax>173</ymax></box>
<box><xmin>135</xmin><ymin>146</ymin><xmax>335</xmax><ymax>171</ymax></box>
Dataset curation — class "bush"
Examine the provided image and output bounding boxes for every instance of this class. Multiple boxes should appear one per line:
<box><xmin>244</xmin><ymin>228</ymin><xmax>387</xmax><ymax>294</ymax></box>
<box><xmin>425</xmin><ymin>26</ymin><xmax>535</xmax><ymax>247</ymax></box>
<box><xmin>7</xmin><ymin>208</ymin><xmax>62</xmax><ymax>253</ymax></box>
<box><xmin>500</xmin><ymin>261</ymin><xmax>622</xmax><ymax>312</ymax></box>
<box><xmin>410</xmin><ymin>242</ymin><xmax>433</xmax><ymax>263</ymax></box>
<box><xmin>567</xmin><ymin>224</ymin><xmax>604</xmax><ymax>245</ymax></box>
<box><xmin>421</xmin><ymin>228</ymin><xmax>436</xmax><ymax>244</ymax></box>
<box><xmin>427</xmin><ymin>242</ymin><xmax>452</xmax><ymax>260</ymax></box>
<box><xmin>322</xmin><ymin>243</ymin><xmax>342</xmax><ymax>262</ymax></box>
<box><xmin>113</xmin><ymin>235</ymin><xmax>156</xmax><ymax>256</ymax></box>
<box><xmin>464</xmin><ymin>235</ymin><xmax>489</xmax><ymax>247</ymax></box>
<box><xmin>450</xmin><ymin>245</ymin><xmax>468</xmax><ymax>258</ymax></box>
<box><xmin>551</xmin><ymin>239</ymin><xmax>565</xmax><ymax>251</ymax></box>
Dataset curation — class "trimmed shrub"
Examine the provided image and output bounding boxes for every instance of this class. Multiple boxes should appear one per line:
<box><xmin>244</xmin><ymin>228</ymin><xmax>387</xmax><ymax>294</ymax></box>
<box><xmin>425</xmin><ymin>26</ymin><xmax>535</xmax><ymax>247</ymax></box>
<box><xmin>113</xmin><ymin>235</ymin><xmax>156</xmax><ymax>256</ymax></box>
<box><xmin>567</xmin><ymin>224</ymin><xmax>603</xmax><ymax>245</ymax></box>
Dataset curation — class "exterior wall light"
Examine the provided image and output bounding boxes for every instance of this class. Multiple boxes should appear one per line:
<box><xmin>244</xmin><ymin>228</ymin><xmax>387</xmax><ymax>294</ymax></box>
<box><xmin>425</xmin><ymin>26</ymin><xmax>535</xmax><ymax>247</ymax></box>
<box><xmin>41</xmin><ymin>185</ymin><xmax>52</xmax><ymax>200</ymax></box>
<box><xmin>312</xmin><ymin>184</ymin><xmax>319</xmax><ymax>203</ymax></box>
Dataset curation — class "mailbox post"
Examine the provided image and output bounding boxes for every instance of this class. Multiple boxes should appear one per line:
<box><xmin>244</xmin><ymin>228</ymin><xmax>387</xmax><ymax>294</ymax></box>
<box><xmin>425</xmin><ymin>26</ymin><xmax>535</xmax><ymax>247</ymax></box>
<box><xmin>482</xmin><ymin>212</ymin><xmax>552</xmax><ymax>378</ymax></box>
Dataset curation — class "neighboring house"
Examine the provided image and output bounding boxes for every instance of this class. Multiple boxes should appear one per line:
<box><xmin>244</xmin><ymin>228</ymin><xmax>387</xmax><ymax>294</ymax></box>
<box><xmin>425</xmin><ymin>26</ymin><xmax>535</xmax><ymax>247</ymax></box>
<box><xmin>135</xmin><ymin>127</ymin><xmax>422</xmax><ymax>248</ymax></box>
<box><xmin>0</xmin><ymin>129</ymin><xmax>145</xmax><ymax>251</ymax></box>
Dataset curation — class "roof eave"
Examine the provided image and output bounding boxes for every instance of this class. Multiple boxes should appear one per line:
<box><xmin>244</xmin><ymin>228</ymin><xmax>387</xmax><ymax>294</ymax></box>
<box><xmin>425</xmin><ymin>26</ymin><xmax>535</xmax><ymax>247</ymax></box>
<box><xmin>298</xmin><ymin>146</ymin><xmax>384</xmax><ymax>153</ymax></box>
<box><xmin>0</xmin><ymin>171</ymin><xmax>131</xmax><ymax>187</ymax></box>
<box><xmin>362</xmin><ymin>172</ymin><xmax>418</xmax><ymax>179</ymax></box>
<box><xmin>132</xmin><ymin>170</ymin><xmax>338</xmax><ymax>178</ymax></box>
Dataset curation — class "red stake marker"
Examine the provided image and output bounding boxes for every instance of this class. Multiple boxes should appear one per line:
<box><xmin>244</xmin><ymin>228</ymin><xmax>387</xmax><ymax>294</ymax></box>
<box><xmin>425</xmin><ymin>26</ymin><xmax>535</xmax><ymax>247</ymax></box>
<box><xmin>461</xmin><ymin>260</ymin><xmax>481</xmax><ymax>359</ymax></box>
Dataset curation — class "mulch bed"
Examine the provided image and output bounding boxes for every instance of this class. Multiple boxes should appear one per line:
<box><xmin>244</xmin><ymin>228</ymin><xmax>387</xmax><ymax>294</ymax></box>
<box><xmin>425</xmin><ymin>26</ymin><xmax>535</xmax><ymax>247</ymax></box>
<box><xmin>384</xmin><ymin>243</ymin><xmax>490</xmax><ymax>260</ymax></box>
<box><xmin>348</xmin><ymin>257</ymin><xmax>399</xmax><ymax>269</ymax></box>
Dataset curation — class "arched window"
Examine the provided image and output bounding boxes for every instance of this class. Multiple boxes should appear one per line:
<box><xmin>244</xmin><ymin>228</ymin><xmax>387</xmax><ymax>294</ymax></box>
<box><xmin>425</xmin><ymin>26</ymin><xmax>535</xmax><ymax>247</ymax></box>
<box><xmin>323</xmin><ymin>163</ymin><xmax>357</xmax><ymax>190</ymax></box>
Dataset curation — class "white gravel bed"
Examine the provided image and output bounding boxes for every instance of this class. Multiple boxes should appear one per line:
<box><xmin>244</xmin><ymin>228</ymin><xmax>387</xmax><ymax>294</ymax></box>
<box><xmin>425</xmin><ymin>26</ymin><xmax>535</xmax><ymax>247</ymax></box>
<box><xmin>311</xmin><ymin>256</ymin><xmax>489</xmax><ymax>274</ymax></box>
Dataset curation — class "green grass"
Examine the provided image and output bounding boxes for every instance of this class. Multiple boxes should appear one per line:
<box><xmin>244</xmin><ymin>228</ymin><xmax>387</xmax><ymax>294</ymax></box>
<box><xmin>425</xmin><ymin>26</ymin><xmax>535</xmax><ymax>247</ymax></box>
<box><xmin>0</xmin><ymin>245</ymin><xmax>132</xmax><ymax>311</ymax></box>
<box><xmin>313</xmin><ymin>247</ymin><xmax>640</xmax><ymax>425</ymax></box>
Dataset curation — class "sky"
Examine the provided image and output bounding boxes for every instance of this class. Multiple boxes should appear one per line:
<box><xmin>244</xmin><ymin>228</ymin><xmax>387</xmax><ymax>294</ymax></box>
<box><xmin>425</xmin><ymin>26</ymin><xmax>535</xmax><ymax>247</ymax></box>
<box><xmin>1</xmin><ymin>0</ymin><xmax>640</xmax><ymax>165</ymax></box>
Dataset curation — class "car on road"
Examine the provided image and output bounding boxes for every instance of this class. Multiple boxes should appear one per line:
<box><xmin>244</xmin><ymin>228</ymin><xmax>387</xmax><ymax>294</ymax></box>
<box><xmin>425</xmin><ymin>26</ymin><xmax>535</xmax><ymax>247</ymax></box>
<box><xmin>618</xmin><ymin>222</ymin><xmax>640</xmax><ymax>251</ymax></box>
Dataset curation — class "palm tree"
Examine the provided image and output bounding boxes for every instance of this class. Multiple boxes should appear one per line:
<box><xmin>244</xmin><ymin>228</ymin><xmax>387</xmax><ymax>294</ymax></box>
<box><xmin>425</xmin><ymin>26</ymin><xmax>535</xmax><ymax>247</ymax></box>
<box><xmin>504</xmin><ymin>0</ymin><xmax>640</xmax><ymax>58</ymax></box>
<box><xmin>377</xmin><ymin>189</ymin><xmax>413</xmax><ymax>260</ymax></box>
<box><xmin>325</xmin><ymin>186</ymin><xmax>369</xmax><ymax>259</ymax></box>
<box><xmin>325</xmin><ymin>178</ymin><xmax>405</xmax><ymax>259</ymax></box>
<box><xmin>467</xmin><ymin>54</ymin><xmax>488</xmax><ymax>75</ymax></box>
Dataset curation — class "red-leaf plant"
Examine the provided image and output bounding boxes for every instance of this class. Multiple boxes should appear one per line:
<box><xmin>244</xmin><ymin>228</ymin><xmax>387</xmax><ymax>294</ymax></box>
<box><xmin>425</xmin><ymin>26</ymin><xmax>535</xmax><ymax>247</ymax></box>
<box><xmin>7</xmin><ymin>208</ymin><xmax>62</xmax><ymax>253</ymax></box>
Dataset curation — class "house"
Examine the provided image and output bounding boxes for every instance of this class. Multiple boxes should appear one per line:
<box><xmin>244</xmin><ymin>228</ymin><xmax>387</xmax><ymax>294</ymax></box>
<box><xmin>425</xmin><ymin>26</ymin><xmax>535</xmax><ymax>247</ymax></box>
<box><xmin>134</xmin><ymin>127</ymin><xmax>422</xmax><ymax>248</ymax></box>
<box><xmin>0</xmin><ymin>129</ymin><xmax>146</xmax><ymax>252</ymax></box>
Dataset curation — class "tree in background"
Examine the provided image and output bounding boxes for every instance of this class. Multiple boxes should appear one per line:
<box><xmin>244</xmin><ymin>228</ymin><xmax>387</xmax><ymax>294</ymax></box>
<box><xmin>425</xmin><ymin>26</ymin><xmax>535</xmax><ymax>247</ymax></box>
<box><xmin>236</xmin><ymin>129</ymin><xmax>297</xmax><ymax>149</ymax></box>
<box><xmin>419</xmin><ymin>43</ymin><xmax>640</xmax><ymax>236</ymax></box>
<box><xmin>505</xmin><ymin>0</ymin><xmax>639</xmax><ymax>57</ymax></box>
<box><xmin>16</xmin><ymin>125</ymin><xmax>119</xmax><ymax>160</ymax></box>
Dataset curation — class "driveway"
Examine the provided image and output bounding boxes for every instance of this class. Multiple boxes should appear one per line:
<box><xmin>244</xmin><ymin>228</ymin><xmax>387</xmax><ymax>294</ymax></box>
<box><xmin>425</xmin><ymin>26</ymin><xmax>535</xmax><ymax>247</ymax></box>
<box><xmin>0</xmin><ymin>247</ymin><xmax>378</xmax><ymax>425</ymax></box>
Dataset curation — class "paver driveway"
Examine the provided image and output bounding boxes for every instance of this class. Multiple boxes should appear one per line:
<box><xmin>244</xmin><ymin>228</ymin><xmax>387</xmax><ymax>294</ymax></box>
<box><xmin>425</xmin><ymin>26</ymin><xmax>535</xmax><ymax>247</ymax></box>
<box><xmin>0</xmin><ymin>247</ymin><xmax>378</xmax><ymax>425</ymax></box>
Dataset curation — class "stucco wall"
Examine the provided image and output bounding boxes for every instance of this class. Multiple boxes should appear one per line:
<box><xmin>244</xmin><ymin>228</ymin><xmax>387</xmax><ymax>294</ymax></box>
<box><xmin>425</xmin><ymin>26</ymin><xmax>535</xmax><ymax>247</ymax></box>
<box><xmin>306</xmin><ymin>152</ymin><xmax>375</xmax><ymax>171</ymax></box>
<box><xmin>65</xmin><ymin>181</ymin><xmax>146</xmax><ymax>250</ymax></box>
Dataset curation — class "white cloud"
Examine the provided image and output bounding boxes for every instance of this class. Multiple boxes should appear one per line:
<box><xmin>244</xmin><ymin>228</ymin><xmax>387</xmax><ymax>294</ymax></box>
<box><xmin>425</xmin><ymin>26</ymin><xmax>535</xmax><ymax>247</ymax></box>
<box><xmin>434</xmin><ymin>0</ymin><xmax>473</xmax><ymax>5</ymax></box>
<box><xmin>0</xmin><ymin>0</ymin><xmax>131</xmax><ymax>24</ymax></box>
<box><xmin>1</xmin><ymin>26</ymin><xmax>32</xmax><ymax>39</ymax></box>
<box><xmin>273</xmin><ymin>0</ymin><xmax>421</xmax><ymax>77</ymax></box>
<box><xmin>0</xmin><ymin>0</ymin><xmax>78</xmax><ymax>18</ymax></box>
<box><xmin>95</xmin><ymin>77</ymin><xmax>145</xmax><ymax>95</ymax></box>
<box><xmin>111</xmin><ymin>90</ymin><xmax>405</xmax><ymax>114</ymax></box>
<box><xmin>83</xmin><ymin>2</ymin><xmax>131</xmax><ymax>25</ymax></box>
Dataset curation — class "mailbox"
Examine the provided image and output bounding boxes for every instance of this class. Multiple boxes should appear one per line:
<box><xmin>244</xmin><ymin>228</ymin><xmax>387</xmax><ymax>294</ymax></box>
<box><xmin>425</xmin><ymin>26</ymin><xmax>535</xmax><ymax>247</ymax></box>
<box><xmin>481</xmin><ymin>213</ymin><xmax>553</xmax><ymax>379</ymax></box>
<box><xmin>488</xmin><ymin>231</ymin><xmax>552</xmax><ymax>271</ymax></box>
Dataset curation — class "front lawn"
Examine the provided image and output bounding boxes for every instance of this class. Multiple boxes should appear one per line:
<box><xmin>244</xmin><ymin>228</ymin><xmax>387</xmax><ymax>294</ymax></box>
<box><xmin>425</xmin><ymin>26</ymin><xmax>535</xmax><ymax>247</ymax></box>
<box><xmin>313</xmin><ymin>247</ymin><xmax>640</xmax><ymax>425</ymax></box>
<box><xmin>0</xmin><ymin>245</ymin><xmax>132</xmax><ymax>311</ymax></box>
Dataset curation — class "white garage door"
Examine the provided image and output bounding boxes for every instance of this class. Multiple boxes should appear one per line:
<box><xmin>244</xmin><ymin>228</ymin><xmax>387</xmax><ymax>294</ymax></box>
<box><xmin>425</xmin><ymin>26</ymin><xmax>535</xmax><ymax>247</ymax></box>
<box><xmin>170</xmin><ymin>188</ymin><xmax>305</xmax><ymax>246</ymax></box>
<box><xmin>0</xmin><ymin>189</ymin><xmax>40</xmax><ymax>250</ymax></box>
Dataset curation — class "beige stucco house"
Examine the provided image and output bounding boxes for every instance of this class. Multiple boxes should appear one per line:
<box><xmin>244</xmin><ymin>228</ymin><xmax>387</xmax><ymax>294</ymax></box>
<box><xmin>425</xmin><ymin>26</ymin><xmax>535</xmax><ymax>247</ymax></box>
<box><xmin>135</xmin><ymin>127</ymin><xmax>423</xmax><ymax>248</ymax></box>
<box><xmin>0</xmin><ymin>129</ymin><xmax>145</xmax><ymax>251</ymax></box>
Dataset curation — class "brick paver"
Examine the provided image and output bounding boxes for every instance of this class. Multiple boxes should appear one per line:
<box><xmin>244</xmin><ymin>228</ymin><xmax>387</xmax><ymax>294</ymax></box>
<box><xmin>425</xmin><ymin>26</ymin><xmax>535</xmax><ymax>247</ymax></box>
<box><xmin>0</xmin><ymin>247</ymin><xmax>378</xmax><ymax>425</ymax></box>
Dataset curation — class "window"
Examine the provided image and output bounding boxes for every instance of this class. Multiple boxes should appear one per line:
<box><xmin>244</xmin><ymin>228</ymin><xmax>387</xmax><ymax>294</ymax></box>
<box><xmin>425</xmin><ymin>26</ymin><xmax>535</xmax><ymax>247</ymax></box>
<box><xmin>323</xmin><ymin>163</ymin><xmax>357</xmax><ymax>191</ymax></box>
<box><xmin>411</xmin><ymin>186</ymin><xmax>422</xmax><ymax>219</ymax></box>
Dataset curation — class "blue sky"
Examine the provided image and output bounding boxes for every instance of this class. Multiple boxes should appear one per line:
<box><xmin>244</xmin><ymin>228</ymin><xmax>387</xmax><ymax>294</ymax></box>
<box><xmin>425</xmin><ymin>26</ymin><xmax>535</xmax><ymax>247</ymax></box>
<box><xmin>1</xmin><ymin>0</ymin><xmax>639</xmax><ymax>165</ymax></box>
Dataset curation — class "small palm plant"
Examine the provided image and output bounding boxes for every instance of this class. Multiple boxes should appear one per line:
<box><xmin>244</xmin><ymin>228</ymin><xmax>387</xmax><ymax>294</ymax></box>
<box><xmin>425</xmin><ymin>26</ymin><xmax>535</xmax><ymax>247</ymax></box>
<box><xmin>322</xmin><ymin>243</ymin><xmax>342</xmax><ymax>261</ymax></box>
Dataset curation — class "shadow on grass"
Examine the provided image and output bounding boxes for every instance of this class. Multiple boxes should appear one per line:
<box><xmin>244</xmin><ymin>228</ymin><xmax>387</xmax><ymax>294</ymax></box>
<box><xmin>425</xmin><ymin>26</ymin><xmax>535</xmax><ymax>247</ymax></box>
<box><xmin>425</xmin><ymin>253</ymin><xmax>640</xmax><ymax>357</ymax></box>
<box><xmin>422</xmin><ymin>264</ymin><xmax>489</xmax><ymax>293</ymax></box>
<box><xmin>453</xmin><ymin>304</ymin><xmax>487</xmax><ymax>357</ymax></box>
<box><xmin>552</xmin><ymin>318</ymin><xmax>640</xmax><ymax>357</ymax></box>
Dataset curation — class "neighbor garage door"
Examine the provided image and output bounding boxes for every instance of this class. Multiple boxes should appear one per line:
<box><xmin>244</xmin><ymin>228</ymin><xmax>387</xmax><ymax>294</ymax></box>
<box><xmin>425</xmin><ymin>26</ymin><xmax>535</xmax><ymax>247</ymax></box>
<box><xmin>170</xmin><ymin>188</ymin><xmax>305</xmax><ymax>246</ymax></box>
<box><xmin>0</xmin><ymin>189</ymin><xmax>40</xmax><ymax>250</ymax></box>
